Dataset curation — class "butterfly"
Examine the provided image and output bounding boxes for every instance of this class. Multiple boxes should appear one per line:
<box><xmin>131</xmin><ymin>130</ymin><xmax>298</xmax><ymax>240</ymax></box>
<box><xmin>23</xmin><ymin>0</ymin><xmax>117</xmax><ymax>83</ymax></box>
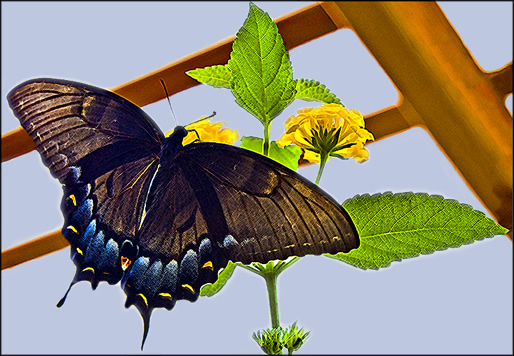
<box><xmin>7</xmin><ymin>78</ymin><xmax>359</xmax><ymax>348</ymax></box>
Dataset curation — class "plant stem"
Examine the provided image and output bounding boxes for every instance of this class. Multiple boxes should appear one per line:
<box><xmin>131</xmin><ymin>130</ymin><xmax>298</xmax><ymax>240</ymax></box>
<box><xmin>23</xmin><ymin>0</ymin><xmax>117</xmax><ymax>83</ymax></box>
<box><xmin>264</xmin><ymin>268</ymin><xmax>280</xmax><ymax>329</ymax></box>
<box><xmin>263</xmin><ymin>122</ymin><xmax>271</xmax><ymax>157</ymax></box>
<box><xmin>315</xmin><ymin>151</ymin><xmax>328</xmax><ymax>185</ymax></box>
<box><xmin>241</xmin><ymin>258</ymin><xmax>300</xmax><ymax>332</ymax></box>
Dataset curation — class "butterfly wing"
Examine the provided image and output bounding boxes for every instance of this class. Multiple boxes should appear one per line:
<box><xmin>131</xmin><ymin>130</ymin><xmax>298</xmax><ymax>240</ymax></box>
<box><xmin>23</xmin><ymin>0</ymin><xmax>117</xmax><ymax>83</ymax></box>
<box><xmin>184</xmin><ymin>144</ymin><xmax>360</xmax><ymax>261</ymax></box>
<box><xmin>139</xmin><ymin>142</ymin><xmax>359</xmax><ymax>264</ymax></box>
<box><xmin>126</xmin><ymin>140</ymin><xmax>359</xmax><ymax>315</ymax></box>
<box><xmin>7</xmin><ymin>78</ymin><xmax>164</xmax><ymax>184</ymax></box>
<box><xmin>7</xmin><ymin>78</ymin><xmax>164</xmax><ymax>289</ymax></box>
<box><xmin>119</xmin><ymin>140</ymin><xmax>358</xmax><ymax>347</ymax></box>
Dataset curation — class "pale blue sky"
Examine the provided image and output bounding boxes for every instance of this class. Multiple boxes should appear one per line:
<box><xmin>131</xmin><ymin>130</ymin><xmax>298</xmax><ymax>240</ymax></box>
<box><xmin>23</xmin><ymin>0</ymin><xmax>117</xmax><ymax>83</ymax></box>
<box><xmin>2</xmin><ymin>2</ymin><xmax>512</xmax><ymax>354</ymax></box>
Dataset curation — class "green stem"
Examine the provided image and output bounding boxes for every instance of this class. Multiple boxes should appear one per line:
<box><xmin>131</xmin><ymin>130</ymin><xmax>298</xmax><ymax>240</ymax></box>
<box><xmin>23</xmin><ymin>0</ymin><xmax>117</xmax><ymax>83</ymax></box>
<box><xmin>263</xmin><ymin>122</ymin><xmax>271</xmax><ymax>157</ymax></box>
<box><xmin>264</xmin><ymin>271</ymin><xmax>280</xmax><ymax>329</ymax></box>
<box><xmin>241</xmin><ymin>260</ymin><xmax>300</xmax><ymax>330</ymax></box>
<box><xmin>241</xmin><ymin>258</ymin><xmax>300</xmax><ymax>332</ymax></box>
<box><xmin>315</xmin><ymin>151</ymin><xmax>329</xmax><ymax>186</ymax></box>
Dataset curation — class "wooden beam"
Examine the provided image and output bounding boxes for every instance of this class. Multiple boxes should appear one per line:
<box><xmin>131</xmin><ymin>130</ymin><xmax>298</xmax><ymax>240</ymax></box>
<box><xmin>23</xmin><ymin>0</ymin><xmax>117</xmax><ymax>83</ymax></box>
<box><xmin>332</xmin><ymin>1</ymin><xmax>512</xmax><ymax>232</ymax></box>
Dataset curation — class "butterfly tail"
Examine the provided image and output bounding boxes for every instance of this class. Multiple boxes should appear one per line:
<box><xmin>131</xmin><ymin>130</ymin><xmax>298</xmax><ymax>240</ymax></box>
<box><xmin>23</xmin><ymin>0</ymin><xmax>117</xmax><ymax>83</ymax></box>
<box><xmin>56</xmin><ymin>279</ymin><xmax>76</xmax><ymax>308</ymax></box>
<box><xmin>140</xmin><ymin>305</ymin><xmax>153</xmax><ymax>350</ymax></box>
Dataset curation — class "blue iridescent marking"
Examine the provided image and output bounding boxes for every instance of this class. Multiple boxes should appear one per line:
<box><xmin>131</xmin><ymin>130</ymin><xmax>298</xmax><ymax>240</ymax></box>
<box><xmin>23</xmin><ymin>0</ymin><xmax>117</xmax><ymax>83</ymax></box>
<box><xmin>84</xmin><ymin>230</ymin><xmax>105</xmax><ymax>264</ymax></box>
<box><xmin>179</xmin><ymin>250</ymin><xmax>199</xmax><ymax>284</ymax></box>
<box><xmin>223</xmin><ymin>235</ymin><xmax>239</xmax><ymax>249</ymax></box>
<box><xmin>79</xmin><ymin>219</ymin><xmax>97</xmax><ymax>251</ymax></box>
<box><xmin>99</xmin><ymin>238</ymin><xmax>120</xmax><ymax>271</ymax></box>
<box><xmin>127</xmin><ymin>257</ymin><xmax>150</xmax><ymax>290</ymax></box>
<box><xmin>143</xmin><ymin>260</ymin><xmax>163</xmax><ymax>297</ymax></box>
<box><xmin>161</xmin><ymin>260</ymin><xmax>178</xmax><ymax>293</ymax></box>
<box><xmin>69</xmin><ymin>198</ymin><xmax>94</xmax><ymax>234</ymax></box>
<box><xmin>68</xmin><ymin>166</ymin><xmax>82</xmax><ymax>183</ymax></box>
<box><xmin>199</xmin><ymin>238</ymin><xmax>212</xmax><ymax>256</ymax></box>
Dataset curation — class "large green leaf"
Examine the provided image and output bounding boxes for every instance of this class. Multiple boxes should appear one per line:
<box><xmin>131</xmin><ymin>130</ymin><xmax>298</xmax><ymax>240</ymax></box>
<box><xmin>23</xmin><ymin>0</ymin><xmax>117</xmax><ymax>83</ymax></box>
<box><xmin>186</xmin><ymin>65</ymin><xmax>232</xmax><ymax>89</ymax></box>
<box><xmin>228</xmin><ymin>2</ymin><xmax>296</xmax><ymax>125</ymax></box>
<box><xmin>327</xmin><ymin>192</ymin><xmax>508</xmax><ymax>270</ymax></box>
<box><xmin>294</xmin><ymin>79</ymin><xmax>343</xmax><ymax>105</ymax></box>
<box><xmin>200</xmin><ymin>261</ymin><xmax>237</xmax><ymax>297</ymax></box>
<box><xmin>240</xmin><ymin>136</ymin><xmax>301</xmax><ymax>171</ymax></box>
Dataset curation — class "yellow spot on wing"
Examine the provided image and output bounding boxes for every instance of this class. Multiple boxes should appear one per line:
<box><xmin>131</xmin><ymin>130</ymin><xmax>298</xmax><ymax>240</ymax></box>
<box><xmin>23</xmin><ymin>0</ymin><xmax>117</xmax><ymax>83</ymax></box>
<box><xmin>68</xmin><ymin>194</ymin><xmax>77</xmax><ymax>206</ymax></box>
<box><xmin>76</xmin><ymin>247</ymin><xmax>83</xmax><ymax>256</ymax></box>
<box><xmin>303</xmin><ymin>242</ymin><xmax>312</xmax><ymax>247</ymax></box>
<box><xmin>285</xmin><ymin>244</ymin><xmax>295</xmax><ymax>249</ymax></box>
<box><xmin>182</xmin><ymin>284</ymin><xmax>195</xmax><ymax>294</ymax></box>
<box><xmin>67</xmin><ymin>225</ymin><xmax>78</xmax><ymax>234</ymax></box>
<box><xmin>81</xmin><ymin>96</ymin><xmax>95</xmax><ymax>117</ymax></box>
<box><xmin>202</xmin><ymin>261</ymin><xmax>213</xmax><ymax>270</ymax></box>
<box><xmin>82</xmin><ymin>267</ymin><xmax>95</xmax><ymax>274</ymax></box>
<box><xmin>137</xmin><ymin>293</ymin><xmax>148</xmax><ymax>307</ymax></box>
<box><xmin>158</xmin><ymin>293</ymin><xmax>173</xmax><ymax>300</ymax></box>
<box><xmin>332</xmin><ymin>236</ymin><xmax>340</xmax><ymax>241</ymax></box>
<box><xmin>262</xmin><ymin>172</ymin><xmax>279</xmax><ymax>194</ymax></box>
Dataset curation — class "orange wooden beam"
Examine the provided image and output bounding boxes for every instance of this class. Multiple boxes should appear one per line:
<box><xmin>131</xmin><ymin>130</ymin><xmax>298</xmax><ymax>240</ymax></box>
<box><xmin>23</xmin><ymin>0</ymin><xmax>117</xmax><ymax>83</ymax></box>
<box><xmin>332</xmin><ymin>1</ymin><xmax>512</xmax><ymax>233</ymax></box>
<box><xmin>1</xmin><ymin>230</ymin><xmax>68</xmax><ymax>270</ymax></box>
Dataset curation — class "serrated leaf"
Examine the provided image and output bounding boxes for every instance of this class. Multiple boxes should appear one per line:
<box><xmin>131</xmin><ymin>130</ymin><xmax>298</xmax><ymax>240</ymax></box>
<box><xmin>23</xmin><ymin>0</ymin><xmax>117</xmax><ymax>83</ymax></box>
<box><xmin>326</xmin><ymin>192</ymin><xmax>508</xmax><ymax>270</ymax></box>
<box><xmin>200</xmin><ymin>261</ymin><xmax>237</xmax><ymax>297</ymax></box>
<box><xmin>186</xmin><ymin>65</ymin><xmax>232</xmax><ymax>89</ymax></box>
<box><xmin>240</xmin><ymin>136</ymin><xmax>301</xmax><ymax>171</ymax></box>
<box><xmin>228</xmin><ymin>2</ymin><xmax>296</xmax><ymax>125</ymax></box>
<box><xmin>295</xmin><ymin>79</ymin><xmax>343</xmax><ymax>105</ymax></box>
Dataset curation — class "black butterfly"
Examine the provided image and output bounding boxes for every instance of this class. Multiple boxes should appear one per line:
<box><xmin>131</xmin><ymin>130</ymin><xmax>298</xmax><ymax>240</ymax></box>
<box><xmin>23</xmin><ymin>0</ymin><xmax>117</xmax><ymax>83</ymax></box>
<box><xmin>7</xmin><ymin>78</ymin><xmax>359</xmax><ymax>348</ymax></box>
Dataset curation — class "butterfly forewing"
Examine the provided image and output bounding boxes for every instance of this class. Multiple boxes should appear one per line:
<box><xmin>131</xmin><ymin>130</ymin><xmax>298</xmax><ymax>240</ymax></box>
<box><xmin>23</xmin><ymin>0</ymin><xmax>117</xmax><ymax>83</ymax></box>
<box><xmin>180</xmin><ymin>143</ymin><xmax>359</xmax><ymax>263</ymax></box>
<box><xmin>7</xmin><ymin>79</ymin><xmax>164</xmax><ymax>184</ymax></box>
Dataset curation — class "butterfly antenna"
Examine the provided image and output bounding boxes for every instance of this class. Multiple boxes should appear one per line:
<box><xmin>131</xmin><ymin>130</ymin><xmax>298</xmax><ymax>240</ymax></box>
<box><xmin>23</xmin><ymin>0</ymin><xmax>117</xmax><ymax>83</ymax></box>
<box><xmin>160</xmin><ymin>79</ymin><xmax>178</xmax><ymax>126</ymax></box>
<box><xmin>186</xmin><ymin>111</ymin><xmax>217</xmax><ymax>143</ymax></box>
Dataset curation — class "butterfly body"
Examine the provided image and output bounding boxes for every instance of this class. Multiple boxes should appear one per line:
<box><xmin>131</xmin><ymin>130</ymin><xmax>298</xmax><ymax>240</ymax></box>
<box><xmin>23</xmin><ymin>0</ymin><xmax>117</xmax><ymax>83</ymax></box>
<box><xmin>7</xmin><ymin>78</ymin><xmax>359</xmax><ymax>347</ymax></box>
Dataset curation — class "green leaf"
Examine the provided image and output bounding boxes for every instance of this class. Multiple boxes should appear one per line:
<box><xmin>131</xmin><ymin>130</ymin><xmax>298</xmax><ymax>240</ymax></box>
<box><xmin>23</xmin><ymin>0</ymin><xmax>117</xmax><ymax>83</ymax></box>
<box><xmin>326</xmin><ymin>192</ymin><xmax>508</xmax><ymax>270</ymax></box>
<box><xmin>186</xmin><ymin>65</ymin><xmax>232</xmax><ymax>89</ymax></box>
<box><xmin>199</xmin><ymin>261</ymin><xmax>237</xmax><ymax>297</ymax></box>
<box><xmin>240</xmin><ymin>136</ymin><xmax>301</xmax><ymax>171</ymax></box>
<box><xmin>228</xmin><ymin>2</ymin><xmax>296</xmax><ymax>125</ymax></box>
<box><xmin>294</xmin><ymin>79</ymin><xmax>343</xmax><ymax>105</ymax></box>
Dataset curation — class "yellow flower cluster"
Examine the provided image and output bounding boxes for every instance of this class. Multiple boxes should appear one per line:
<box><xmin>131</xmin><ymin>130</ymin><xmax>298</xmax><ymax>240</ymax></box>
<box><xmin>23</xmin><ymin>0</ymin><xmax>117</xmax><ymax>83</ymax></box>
<box><xmin>167</xmin><ymin>117</ymin><xmax>239</xmax><ymax>146</ymax></box>
<box><xmin>277</xmin><ymin>104</ymin><xmax>374</xmax><ymax>164</ymax></box>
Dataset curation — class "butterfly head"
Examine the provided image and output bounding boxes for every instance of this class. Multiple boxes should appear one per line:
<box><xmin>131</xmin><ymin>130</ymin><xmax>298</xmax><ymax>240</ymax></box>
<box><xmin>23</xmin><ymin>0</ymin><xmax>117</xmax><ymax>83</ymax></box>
<box><xmin>169</xmin><ymin>126</ymin><xmax>188</xmax><ymax>141</ymax></box>
<box><xmin>162</xmin><ymin>126</ymin><xmax>188</xmax><ymax>158</ymax></box>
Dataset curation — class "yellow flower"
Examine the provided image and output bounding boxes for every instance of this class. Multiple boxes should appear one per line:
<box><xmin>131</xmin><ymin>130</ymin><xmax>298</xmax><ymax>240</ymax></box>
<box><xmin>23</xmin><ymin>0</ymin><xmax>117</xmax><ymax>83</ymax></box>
<box><xmin>276</xmin><ymin>104</ymin><xmax>374</xmax><ymax>164</ymax></box>
<box><xmin>166</xmin><ymin>116</ymin><xmax>239</xmax><ymax>146</ymax></box>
